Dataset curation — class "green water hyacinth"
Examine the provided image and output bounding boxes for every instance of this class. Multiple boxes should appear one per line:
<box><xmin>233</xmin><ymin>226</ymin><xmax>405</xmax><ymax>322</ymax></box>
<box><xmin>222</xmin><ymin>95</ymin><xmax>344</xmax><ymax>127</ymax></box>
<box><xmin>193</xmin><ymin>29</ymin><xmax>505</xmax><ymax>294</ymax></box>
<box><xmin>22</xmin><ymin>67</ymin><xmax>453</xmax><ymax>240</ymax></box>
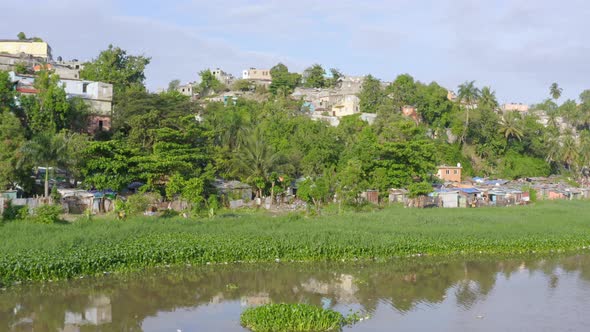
<box><xmin>240</xmin><ymin>303</ymin><xmax>359</xmax><ymax>332</ymax></box>
<box><xmin>1</xmin><ymin>201</ymin><xmax>590</xmax><ymax>286</ymax></box>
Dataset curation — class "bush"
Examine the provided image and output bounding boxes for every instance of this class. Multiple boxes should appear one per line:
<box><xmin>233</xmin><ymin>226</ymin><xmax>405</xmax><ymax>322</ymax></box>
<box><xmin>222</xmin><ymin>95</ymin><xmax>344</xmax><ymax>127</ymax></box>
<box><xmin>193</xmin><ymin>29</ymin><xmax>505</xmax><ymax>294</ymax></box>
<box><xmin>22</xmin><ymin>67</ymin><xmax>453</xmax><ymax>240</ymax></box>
<box><xmin>240</xmin><ymin>303</ymin><xmax>359</xmax><ymax>332</ymax></box>
<box><xmin>2</xmin><ymin>201</ymin><xmax>28</xmax><ymax>221</ymax></box>
<box><xmin>126</xmin><ymin>192</ymin><xmax>161</xmax><ymax>215</ymax></box>
<box><xmin>408</xmin><ymin>182</ymin><xmax>433</xmax><ymax>198</ymax></box>
<box><xmin>29</xmin><ymin>205</ymin><xmax>63</xmax><ymax>224</ymax></box>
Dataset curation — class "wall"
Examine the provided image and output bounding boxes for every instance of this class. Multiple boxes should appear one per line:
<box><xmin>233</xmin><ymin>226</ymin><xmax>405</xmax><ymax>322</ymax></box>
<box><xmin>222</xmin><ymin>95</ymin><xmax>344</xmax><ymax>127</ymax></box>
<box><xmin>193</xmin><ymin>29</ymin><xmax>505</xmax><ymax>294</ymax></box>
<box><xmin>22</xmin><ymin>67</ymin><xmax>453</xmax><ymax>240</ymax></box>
<box><xmin>62</xmin><ymin>79</ymin><xmax>113</xmax><ymax>115</ymax></box>
<box><xmin>0</xmin><ymin>41</ymin><xmax>51</xmax><ymax>59</ymax></box>
<box><xmin>242</xmin><ymin>68</ymin><xmax>271</xmax><ymax>81</ymax></box>
<box><xmin>502</xmin><ymin>103</ymin><xmax>529</xmax><ymax>113</ymax></box>
<box><xmin>331</xmin><ymin>95</ymin><xmax>360</xmax><ymax>117</ymax></box>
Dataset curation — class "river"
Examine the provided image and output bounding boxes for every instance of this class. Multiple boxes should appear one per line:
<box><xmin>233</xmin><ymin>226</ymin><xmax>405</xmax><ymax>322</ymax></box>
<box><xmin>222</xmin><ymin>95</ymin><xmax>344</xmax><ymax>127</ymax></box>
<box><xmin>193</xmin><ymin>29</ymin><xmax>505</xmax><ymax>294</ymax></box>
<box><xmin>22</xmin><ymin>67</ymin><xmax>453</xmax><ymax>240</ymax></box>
<box><xmin>2</xmin><ymin>254</ymin><xmax>590</xmax><ymax>331</ymax></box>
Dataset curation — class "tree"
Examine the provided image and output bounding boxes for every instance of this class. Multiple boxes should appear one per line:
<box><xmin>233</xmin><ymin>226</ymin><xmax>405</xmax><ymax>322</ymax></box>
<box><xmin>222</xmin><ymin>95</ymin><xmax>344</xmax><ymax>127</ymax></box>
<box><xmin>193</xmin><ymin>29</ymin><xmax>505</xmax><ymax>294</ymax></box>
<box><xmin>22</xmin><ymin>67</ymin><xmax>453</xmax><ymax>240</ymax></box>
<box><xmin>232</xmin><ymin>79</ymin><xmax>253</xmax><ymax>92</ymax></box>
<box><xmin>269</xmin><ymin>63</ymin><xmax>301</xmax><ymax>96</ymax></box>
<box><xmin>479</xmin><ymin>86</ymin><xmax>498</xmax><ymax>111</ymax></box>
<box><xmin>457</xmin><ymin>80</ymin><xmax>481</xmax><ymax>143</ymax></box>
<box><xmin>561</xmin><ymin>135</ymin><xmax>579</xmax><ymax>171</ymax></box>
<box><xmin>358</xmin><ymin>75</ymin><xmax>384</xmax><ymax>113</ymax></box>
<box><xmin>0</xmin><ymin>112</ymin><xmax>28</xmax><ymax>190</ymax></box>
<box><xmin>81</xmin><ymin>140</ymin><xmax>138</xmax><ymax>191</ymax></box>
<box><xmin>386</xmin><ymin>74</ymin><xmax>417</xmax><ymax>108</ymax></box>
<box><xmin>302</xmin><ymin>64</ymin><xmax>326</xmax><ymax>88</ymax></box>
<box><xmin>20</xmin><ymin>70</ymin><xmax>70</xmax><ymax>135</ymax></box>
<box><xmin>415</xmin><ymin>82</ymin><xmax>455</xmax><ymax>128</ymax></box>
<box><xmin>298</xmin><ymin>174</ymin><xmax>333</xmax><ymax>215</ymax></box>
<box><xmin>0</xmin><ymin>71</ymin><xmax>17</xmax><ymax>114</ymax></box>
<box><xmin>167</xmin><ymin>79</ymin><xmax>180</xmax><ymax>92</ymax></box>
<box><xmin>17</xmin><ymin>32</ymin><xmax>27</xmax><ymax>40</ymax></box>
<box><xmin>66</xmin><ymin>97</ymin><xmax>91</xmax><ymax>133</ymax></box>
<box><xmin>80</xmin><ymin>45</ymin><xmax>151</xmax><ymax>96</ymax></box>
<box><xmin>336</xmin><ymin>159</ymin><xmax>366</xmax><ymax>209</ymax></box>
<box><xmin>328</xmin><ymin>68</ymin><xmax>343</xmax><ymax>87</ymax></box>
<box><xmin>234</xmin><ymin>128</ymin><xmax>282</xmax><ymax>198</ymax></box>
<box><xmin>499</xmin><ymin>112</ymin><xmax>524</xmax><ymax>142</ymax></box>
<box><xmin>19</xmin><ymin>132</ymin><xmax>67</xmax><ymax>197</ymax></box>
<box><xmin>198</xmin><ymin>69</ymin><xmax>225</xmax><ymax>96</ymax></box>
<box><xmin>550</xmin><ymin>82</ymin><xmax>562</xmax><ymax>101</ymax></box>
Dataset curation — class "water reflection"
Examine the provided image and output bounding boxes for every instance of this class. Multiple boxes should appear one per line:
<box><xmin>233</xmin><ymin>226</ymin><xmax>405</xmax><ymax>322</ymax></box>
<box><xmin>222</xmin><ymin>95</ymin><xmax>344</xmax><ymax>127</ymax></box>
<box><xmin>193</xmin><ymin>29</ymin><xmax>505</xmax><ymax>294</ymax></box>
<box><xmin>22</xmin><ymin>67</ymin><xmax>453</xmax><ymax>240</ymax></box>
<box><xmin>1</xmin><ymin>254</ymin><xmax>590</xmax><ymax>331</ymax></box>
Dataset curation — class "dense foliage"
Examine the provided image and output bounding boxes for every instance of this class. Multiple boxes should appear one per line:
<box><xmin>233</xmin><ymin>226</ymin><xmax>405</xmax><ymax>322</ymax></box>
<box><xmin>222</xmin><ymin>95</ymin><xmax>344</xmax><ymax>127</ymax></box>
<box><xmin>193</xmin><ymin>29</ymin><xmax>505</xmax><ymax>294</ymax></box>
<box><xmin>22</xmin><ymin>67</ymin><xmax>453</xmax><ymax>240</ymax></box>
<box><xmin>1</xmin><ymin>45</ymin><xmax>590</xmax><ymax>209</ymax></box>
<box><xmin>1</xmin><ymin>201</ymin><xmax>590</xmax><ymax>285</ymax></box>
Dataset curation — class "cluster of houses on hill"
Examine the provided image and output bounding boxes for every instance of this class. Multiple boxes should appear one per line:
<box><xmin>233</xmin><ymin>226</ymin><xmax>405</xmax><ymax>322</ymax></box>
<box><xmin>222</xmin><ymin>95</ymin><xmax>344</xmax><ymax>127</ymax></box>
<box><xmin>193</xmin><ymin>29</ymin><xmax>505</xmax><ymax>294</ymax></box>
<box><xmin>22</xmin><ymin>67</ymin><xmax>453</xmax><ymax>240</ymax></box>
<box><xmin>0</xmin><ymin>38</ymin><xmax>113</xmax><ymax>133</ymax></box>
<box><xmin>396</xmin><ymin>164</ymin><xmax>590</xmax><ymax>209</ymax></box>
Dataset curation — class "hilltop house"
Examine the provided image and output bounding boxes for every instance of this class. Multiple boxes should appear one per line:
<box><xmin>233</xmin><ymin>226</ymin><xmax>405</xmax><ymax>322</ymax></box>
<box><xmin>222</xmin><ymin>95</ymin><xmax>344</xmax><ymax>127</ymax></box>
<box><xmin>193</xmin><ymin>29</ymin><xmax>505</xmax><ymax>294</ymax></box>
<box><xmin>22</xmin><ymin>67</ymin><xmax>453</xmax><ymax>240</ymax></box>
<box><xmin>0</xmin><ymin>39</ymin><xmax>52</xmax><ymax>60</ymax></box>
<box><xmin>211</xmin><ymin>68</ymin><xmax>235</xmax><ymax>86</ymax></box>
<box><xmin>242</xmin><ymin>67</ymin><xmax>272</xmax><ymax>86</ymax></box>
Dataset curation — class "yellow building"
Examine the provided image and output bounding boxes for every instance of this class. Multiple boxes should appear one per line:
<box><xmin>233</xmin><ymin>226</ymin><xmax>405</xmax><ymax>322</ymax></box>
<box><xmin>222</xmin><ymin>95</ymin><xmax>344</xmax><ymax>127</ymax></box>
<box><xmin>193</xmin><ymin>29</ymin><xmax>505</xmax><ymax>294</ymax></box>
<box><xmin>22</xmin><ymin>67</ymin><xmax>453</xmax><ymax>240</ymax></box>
<box><xmin>0</xmin><ymin>39</ymin><xmax>52</xmax><ymax>60</ymax></box>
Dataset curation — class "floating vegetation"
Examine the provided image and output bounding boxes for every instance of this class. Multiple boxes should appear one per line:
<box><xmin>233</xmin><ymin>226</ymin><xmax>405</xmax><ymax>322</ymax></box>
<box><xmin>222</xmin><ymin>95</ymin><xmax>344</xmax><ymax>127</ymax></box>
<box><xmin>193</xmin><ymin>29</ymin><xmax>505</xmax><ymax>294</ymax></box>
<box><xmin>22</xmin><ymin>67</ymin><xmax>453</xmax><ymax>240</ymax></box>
<box><xmin>240</xmin><ymin>303</ymin><xmax>361</xmax><ymax>332</ymax></box>
<box><xmin>1</xmin><ymin>201</ymin><xmax>590</xmax><ymax>286</ymax></box>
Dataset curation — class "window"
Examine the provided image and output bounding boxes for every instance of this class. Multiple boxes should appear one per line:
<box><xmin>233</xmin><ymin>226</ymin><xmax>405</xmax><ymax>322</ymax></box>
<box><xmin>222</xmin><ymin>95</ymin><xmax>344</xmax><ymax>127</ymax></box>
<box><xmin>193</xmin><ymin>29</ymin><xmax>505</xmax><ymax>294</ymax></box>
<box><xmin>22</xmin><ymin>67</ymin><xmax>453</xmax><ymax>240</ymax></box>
<box><xmin>446</xmin><ymin>170</ymin><xmax>450</xmax><ymax>175</ymax></box>
<box><xmin>454</xmin><ymin>170</ymin><xmax>458</xmax><ymax>174</ymax></box>
<box><xmin>82</xmin><ymin>83</ymin><xmax>89</xmax><ymax>93</ymax></box>
<box><xmin>98</xmin><ymin>120</ymin><xmax>103</xmax><ymax>131</ymax></box>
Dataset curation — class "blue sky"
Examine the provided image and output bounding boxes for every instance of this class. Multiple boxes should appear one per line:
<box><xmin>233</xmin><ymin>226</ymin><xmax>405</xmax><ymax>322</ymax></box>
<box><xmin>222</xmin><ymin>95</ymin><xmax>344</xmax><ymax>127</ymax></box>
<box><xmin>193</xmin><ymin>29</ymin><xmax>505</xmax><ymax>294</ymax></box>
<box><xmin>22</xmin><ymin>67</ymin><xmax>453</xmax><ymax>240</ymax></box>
<box><xmin>1</xmin><ymin>0</ymin><xmax>589</xmax><ymax>104</ymax></box>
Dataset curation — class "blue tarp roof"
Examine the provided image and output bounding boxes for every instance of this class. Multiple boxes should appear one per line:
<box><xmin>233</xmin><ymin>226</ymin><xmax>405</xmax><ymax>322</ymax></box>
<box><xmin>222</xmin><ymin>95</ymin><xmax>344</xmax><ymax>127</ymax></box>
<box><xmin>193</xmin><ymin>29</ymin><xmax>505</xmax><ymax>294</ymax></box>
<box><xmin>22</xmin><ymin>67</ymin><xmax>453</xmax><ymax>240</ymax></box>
<box><xmin>458</xmin><ymin>187</ymin><xmax>480</xmax><ymax>194</ymax></box>
<box><xmin>484</xmin><ymin>179</ymin><xmax>509</xmax><ymax>186</ymax></box>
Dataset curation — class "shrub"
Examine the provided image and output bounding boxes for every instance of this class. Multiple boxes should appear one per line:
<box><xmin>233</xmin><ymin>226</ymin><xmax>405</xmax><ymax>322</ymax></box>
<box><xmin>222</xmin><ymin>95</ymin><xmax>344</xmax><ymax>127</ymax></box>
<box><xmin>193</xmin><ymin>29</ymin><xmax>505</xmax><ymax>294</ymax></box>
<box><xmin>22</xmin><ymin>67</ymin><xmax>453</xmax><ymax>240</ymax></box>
<box><xmin>29</xmin><ymin>205</ymin><xmax>63</xmax><ymax>224</ymax></box>
<box><xmin>408</xmin><ymin>182</ymin><xmax>433</xmax><ymax>198</ymax></box>
<box><xmin>240</xmin><ymin>303</ymin><xmax>359</xmax><ymax>332</ymax></box>
<box><xmin>2</xmin><ymin>201</ymin><xmax>28</xmax><ymax>221</ymax></box>
<box><xmin>126</xmin><ymin>193</ymin><xmax>161</xmax><ymax>215</ymax></box>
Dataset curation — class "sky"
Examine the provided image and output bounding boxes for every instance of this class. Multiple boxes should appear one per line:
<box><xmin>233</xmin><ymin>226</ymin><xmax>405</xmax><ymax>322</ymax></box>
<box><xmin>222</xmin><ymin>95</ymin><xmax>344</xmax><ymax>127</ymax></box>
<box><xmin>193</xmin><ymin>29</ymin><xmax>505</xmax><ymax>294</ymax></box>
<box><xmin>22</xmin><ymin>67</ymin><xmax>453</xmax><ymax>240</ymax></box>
<box><xmin>1</xmin><ymin>0</ymin><xmax>588</xmax><ymax>104</ymax></box>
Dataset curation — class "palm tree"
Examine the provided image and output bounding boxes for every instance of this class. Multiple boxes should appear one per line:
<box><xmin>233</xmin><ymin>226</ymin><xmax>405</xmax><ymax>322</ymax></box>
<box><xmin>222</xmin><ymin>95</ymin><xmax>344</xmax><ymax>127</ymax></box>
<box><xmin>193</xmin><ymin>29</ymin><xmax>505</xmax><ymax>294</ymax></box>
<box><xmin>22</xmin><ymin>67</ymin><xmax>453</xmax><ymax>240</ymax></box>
<box><xmin>550</xmin><ymin>82</ymin><xmax>563</xmax><ymax>101</ymax></box>
<box><xmin>457</xmin><ymin>81</ymin><xmax>481</xmax><ymax>143</ymax></box>
<box><xmin>479</xmin><ymin>86</ymin><xmax>498</xmax><ymax>111</ymax></box>
<box><xmin>560</xmin><ymin>135</ymin><xmax>579</xmax><ymax>171</ymax></box>
<box><xmin>19</xmin><ymin>131</ymin><xmax>67</xmax><ymax>197</ymax></box>
<box><xmin>498</xmin><ymin>112</ymin><xmax>524</xmax><ymax>141</ymax></box>
<box><xmin>578</xmin><ymin>130</ymin><xmax>590</xmax><ymax>167</ymax></box>
<box><xmin>234</xmin><ymin>128</ymin><xmax>281</xmax><ymax>199</ymax></box>
<box><xmin>544</xmin><ymin>136</ymin><xmax>561</xmax><ymax>164</ymax></box>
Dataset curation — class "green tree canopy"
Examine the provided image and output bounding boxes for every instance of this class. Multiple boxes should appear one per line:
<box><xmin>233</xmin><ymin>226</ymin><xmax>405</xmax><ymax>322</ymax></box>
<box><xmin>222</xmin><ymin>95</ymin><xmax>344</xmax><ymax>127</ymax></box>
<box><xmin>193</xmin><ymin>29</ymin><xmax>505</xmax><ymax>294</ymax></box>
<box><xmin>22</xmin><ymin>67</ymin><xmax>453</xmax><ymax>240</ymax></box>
<box><xmin>80</xmin><ymin>45</ymin><xmax>150</xmax><ymax>96</ymax></box>
<box><xmin>302</xmin><ymin>64</ymin><xmax>326</xmax><ymax>88</ymax></box>
<box><xmin>358</xmin><ymin>75</ymin><xmax>384</xmax><ymax>113</ymax></box>
<box><xmin>198</xmin><ymin>69</ymin><xmax>225</xmax><ymax>95</ymax></box>
<box><xmin>269</xmin><ymin>63</ymin><xmax>301</xmax><ymax>96</ymax></box>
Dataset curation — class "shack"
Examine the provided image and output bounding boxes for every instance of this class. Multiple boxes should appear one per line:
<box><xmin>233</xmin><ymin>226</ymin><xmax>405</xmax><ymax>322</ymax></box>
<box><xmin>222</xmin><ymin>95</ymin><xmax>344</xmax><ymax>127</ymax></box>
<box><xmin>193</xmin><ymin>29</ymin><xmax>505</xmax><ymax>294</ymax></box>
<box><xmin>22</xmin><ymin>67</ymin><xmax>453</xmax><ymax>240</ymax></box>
<box><xmin>432</xmin><ymin>189</ymin><xmax>459</xmax><ymax>208</ymax></box>
<box><xmin>213</xmin><ymin>179</ymin><xmax>253</xmax><ymax>204</ymax></box>
<box><xmin>457</xmin><ymin>188</ymin><xmax>481</xmax><ymax>207</ymax></box>
<box><xmin>388</xmin><ymin>188</ymin><xmax>408</xmax><ymax>204</ymax></box>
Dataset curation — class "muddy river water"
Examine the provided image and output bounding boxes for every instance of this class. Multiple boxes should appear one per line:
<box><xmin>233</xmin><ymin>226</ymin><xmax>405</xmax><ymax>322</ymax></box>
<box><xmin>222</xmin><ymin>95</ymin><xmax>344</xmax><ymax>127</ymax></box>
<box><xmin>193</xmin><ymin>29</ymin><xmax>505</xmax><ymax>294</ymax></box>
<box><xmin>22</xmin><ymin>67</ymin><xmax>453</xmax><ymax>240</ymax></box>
<box><xmin>2</xmin><ymin>254</ymin><xmax>590</xmax><ymax>331</ymax></box>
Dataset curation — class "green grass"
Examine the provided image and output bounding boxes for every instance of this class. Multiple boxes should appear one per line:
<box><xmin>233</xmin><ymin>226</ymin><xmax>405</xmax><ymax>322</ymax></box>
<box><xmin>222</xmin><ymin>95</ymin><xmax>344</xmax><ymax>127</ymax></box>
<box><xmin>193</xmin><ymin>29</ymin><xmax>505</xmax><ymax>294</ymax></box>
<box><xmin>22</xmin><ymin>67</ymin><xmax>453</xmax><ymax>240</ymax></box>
<box><xmin>1</xmin><ymin>200</ymin><xmax>590</xmax><ymax>286</ymax></box>
<box><xmin>240</xmin><ymin>303</ymin><xmax>357</xmax><ymax>332</ymax></box>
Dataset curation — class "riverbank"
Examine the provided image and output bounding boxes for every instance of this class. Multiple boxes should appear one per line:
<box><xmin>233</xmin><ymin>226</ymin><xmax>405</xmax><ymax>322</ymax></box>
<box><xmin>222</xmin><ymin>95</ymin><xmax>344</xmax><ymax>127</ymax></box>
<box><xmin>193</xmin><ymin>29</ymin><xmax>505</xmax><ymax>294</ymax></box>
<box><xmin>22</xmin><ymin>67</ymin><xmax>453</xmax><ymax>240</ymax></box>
<box><xmin>1</xmin><ymin>201</ymin><xmax>590</xmax><ymax>286</ymax></box>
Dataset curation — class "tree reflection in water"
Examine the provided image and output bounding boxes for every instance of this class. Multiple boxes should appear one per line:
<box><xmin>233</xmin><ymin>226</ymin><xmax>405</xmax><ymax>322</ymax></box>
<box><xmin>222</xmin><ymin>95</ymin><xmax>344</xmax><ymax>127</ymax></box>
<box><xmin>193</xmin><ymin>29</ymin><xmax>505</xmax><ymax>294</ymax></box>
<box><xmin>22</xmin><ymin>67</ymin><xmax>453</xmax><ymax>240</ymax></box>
<box><xmin>1</xmin><ymin>254</ymin><xmax>590</xmax><ymax>331</ymax></box>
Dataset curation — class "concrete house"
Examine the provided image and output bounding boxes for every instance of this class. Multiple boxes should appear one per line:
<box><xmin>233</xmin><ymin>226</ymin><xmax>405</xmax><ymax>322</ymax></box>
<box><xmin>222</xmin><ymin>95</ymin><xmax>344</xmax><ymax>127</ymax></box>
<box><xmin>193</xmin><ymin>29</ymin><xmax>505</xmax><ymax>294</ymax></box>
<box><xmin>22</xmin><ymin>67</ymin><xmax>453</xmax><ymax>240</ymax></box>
<box><xmin>501</xmin><ymin>103</ymin><xmax>529</xmax><ymax>113</ymax></box>
<box><xmin>436</xmin><ymin>164</ymin><xmax>462</xmax><ymax>182</ymax></box>
<box><xmin>0</xmin><ymin>39</ymin><xmax>52</xmax><ymax>60</ymax></box>
<box><xmin>242</xmin><ymin>68</ymin><xmax>272</xmax><ymax>85</ymax></box>
<box><xmin>211</xmin><ymin>68</ymin><xmax>235</xmax><ymax>86</ymax></box>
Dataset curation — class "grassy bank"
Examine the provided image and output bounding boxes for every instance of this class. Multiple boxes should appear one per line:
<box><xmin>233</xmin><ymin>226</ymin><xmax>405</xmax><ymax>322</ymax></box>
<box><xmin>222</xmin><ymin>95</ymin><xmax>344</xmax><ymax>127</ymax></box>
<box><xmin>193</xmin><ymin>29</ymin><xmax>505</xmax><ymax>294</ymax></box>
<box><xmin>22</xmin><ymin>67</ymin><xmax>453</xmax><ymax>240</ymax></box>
<box><xmin>1</xmin><ymin>201</ymin><xmax>590</xmax><ymax>286</ymax></box>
